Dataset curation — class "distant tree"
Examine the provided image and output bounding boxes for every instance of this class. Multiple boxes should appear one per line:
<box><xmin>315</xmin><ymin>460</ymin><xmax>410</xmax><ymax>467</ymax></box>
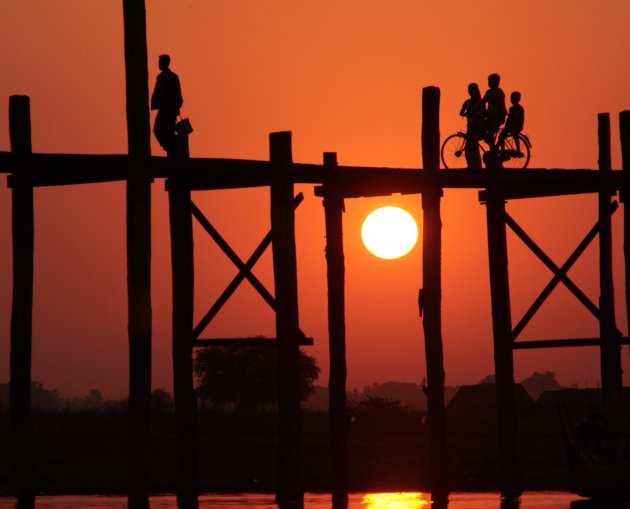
<box><xmin>194</xmin><ymin>341</ymin><xmax>320</xmax><ymax>412</ymax></box>
<box><xmin>350</xmin><ymin>396</ymin><xmax>405</xmax><ymax>415</ymax></box>
<box><xmin>85</xmin><ymin>388</ymin><xmax>104</xmax><ymax>408</ymax></box>
<box><xmin>361</xmin><ymin>381</ymin><xmax>424</xmax><ymax>410</ymax></box>
<box><xmin>520</xmin><ymin>371</ymin><xmax>562</xmax><ymax>400</ymax></box>
<box><xmin>31</xmin><ymin>381</ymin><xmax>62</xmax><ymax>411</ymax></box>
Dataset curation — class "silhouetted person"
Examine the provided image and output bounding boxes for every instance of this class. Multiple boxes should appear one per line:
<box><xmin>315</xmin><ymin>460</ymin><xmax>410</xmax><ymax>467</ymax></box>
<box><xmin>482</xmin><ymin>73</ymin><xmax>507</xmax><ymax>149</ymax></box>
<box><xmin>151</xmin><ymin>54</ymin><xmax>183</xmax><ymax>156</ymax></box>
<box><xmin>460</xmin><ymin>82</ymin><xmax>485</xmax><ymax>169</ymax></box>
<box><xmin>498</xmin><ymin>91</ymin><xmax>525</xmax><ymax>155</ymax></box>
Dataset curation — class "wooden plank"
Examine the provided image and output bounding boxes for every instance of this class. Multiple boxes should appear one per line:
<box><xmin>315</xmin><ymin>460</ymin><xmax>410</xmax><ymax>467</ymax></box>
<box><xmin>9</xmin><ymin>95</ymin><xmax>35</xmax><ymax>507</ymax></box>
<box><xmin>323</xmin><ymin>152</ymin><xmax>348</xmax><ymax>502</ymax></box>
<box><xmin>598</xmin><ymin>113</ymin><xmax>623</xmax><ymax>427</ymax></box>
<box><xmin>269</xmin><ymin>132</ymin><xmax>304</xmax><ymax>505</ymax></box>
<box><xmin>193</xmin><ymin>337</ymin><xmax>314</xmax><ymax>347</ymax></box>
<box><xmin>513</xmin><ymin>337</ymin><xmax>630</xmax><ymax>350</ymax></box>
<box><xmin>122</xmin><ymin>1</ymin><xmax>152</xmax><ymax>507</ymax></box>
<box><xmin>420</xmin><ymin>86</ymin><xmax>449</xmax><ymax>502</ymax></box>
<box><xmin>2</xmin><ymin>146</ymin><xmax>629</xmax><ymax>197</ymax></box>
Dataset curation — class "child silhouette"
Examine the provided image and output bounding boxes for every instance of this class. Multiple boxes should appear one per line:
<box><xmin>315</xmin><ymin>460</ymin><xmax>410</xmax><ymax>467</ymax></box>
<box><xmin>498</xmin><ymin>91</ymin><xmax>525</xmax><ymax>156</ymax></box>
<box><xmin>482</xmin><ymin>73</ymin><xmax>507</xmax><ymax>150</ymax></box>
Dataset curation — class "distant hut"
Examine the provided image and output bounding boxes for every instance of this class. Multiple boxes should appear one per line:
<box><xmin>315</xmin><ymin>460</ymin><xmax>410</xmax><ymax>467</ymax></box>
<box><xmin>446</xmin><ymin>383</ymin><xmax>535</xmax><ymax>431</ymax></box>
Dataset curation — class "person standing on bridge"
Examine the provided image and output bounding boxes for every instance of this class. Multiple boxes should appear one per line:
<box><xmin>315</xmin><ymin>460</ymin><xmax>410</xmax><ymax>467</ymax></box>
<box><xmin>151</xmin><ymin>54</ymin><xmax>183</xmax><ymax>156</ymax></box>
<box><xmin>460</xmin><ymin>82</ymin><xmax>485</xmax><ymax>169</ymax></box>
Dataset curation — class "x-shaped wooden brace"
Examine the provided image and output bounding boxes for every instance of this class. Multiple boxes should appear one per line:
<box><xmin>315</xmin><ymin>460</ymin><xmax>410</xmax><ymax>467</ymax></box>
<box><xmin>507</xmin><ymin>200</ymin><xmax>620</xmax><ymax>342</ymax></box>
<box><xmin>190</xmin><ymin>192</ymin><xmax>305</xmax><ymax>340</ymax></box>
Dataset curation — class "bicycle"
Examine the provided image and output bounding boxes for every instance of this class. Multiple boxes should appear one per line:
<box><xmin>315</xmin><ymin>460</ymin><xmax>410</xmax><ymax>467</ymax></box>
<box><xmin>440</xmin><ymin>128</ymin><xmax>532</xmax><ymax>169</ymax></box>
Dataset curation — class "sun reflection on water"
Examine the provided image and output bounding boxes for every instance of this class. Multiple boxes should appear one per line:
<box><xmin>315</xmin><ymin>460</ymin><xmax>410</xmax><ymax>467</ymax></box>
<box><xmin>361</xmin><ymin>492</ymin><xmax>430</xmax><ymax>509</ymax></box>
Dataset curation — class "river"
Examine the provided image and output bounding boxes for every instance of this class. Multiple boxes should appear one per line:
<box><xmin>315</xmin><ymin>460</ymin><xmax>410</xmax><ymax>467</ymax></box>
<box><xmin>0</xmin><ymin>492</ymin><xmax>620</xmax><ymax>509</ymax></box>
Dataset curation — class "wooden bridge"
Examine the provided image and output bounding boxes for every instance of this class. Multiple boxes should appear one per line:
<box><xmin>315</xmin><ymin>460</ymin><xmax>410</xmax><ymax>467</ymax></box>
<box><xmin>3</xmin><ymin>2</ymin><xmax>630</xmax><ymax>508</ymax></box>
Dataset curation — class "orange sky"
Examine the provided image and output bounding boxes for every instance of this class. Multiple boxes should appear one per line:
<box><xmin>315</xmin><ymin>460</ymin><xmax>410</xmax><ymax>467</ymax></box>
<box><xmin>1</xmin><ymin>1</ymin><xmax>630</xmax><ymax>398</ymax></box>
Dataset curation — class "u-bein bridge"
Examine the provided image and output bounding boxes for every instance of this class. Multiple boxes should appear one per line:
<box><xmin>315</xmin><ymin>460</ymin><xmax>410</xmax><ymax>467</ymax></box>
<box><xmin>3</xmin><ymin>3</ymin><xmax>630</xmax><ymax>509</ymax></box>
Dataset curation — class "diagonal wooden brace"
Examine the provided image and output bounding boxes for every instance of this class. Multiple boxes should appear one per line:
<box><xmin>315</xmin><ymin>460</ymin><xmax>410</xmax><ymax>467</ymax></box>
<box><xmin>191</xmin><ymin>193</ymin><xmax>304</xmax><ymax>339</ymax></box>
<box><xmin>508</xmin><ymin>201</ymin><xmax>619</xmax><ymax>341</ymax></box>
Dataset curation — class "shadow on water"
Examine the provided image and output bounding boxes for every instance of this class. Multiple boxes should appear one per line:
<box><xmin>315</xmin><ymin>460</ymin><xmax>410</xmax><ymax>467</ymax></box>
<box><xmin>501</xmin><ymin>497</ymin><xmax>520</xmax><ymax>509</ymax></box>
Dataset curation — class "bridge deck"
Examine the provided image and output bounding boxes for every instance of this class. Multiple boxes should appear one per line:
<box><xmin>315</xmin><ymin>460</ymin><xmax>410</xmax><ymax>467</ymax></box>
<box><xmin>0</xmin><ymin>151</ymin><xmax>624</xmax><ymax>199</ymax></box>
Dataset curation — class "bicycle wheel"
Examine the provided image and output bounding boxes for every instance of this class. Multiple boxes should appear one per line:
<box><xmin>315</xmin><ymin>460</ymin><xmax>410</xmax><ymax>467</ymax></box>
<box><xmin>501</xmin><ymin>134</ymin><xmax>530</xmax><ymax>169</ymax></box>
<box><xmin>441</xmin><ymin>133</ymin><xmax>469</xmax><ymax>169</ymax></box>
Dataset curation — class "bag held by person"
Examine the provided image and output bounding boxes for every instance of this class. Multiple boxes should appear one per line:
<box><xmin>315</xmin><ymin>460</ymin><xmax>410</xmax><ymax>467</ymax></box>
<box><xmin>175</xmin><ymin>116</ymin><xmax>193</xmax><ymax>135</ymax></box>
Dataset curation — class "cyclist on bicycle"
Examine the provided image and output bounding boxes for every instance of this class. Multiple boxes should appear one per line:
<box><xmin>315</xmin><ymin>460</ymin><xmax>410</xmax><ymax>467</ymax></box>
<box><xmin>498</xmin><ymin>91</ymin><xmax>525</xmax><ymax>156</ymax></box>
<box><xmin>482</xmin><ymin>73</ymin><xmax>507</xmax><ymax>150</ymax></box>
<box><xmin>460</xmin><ymin>82</ymin><xmax>485</xmax><ymax>169</ymax></box>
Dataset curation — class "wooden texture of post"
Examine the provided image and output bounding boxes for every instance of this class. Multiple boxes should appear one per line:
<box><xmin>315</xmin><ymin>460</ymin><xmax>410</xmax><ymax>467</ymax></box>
<box><xmin>620</xmin><ymin>111</ymin><xmax>630</xmax><ymax>367</ymax></box>
<box><xmin>269</xmin><ymin>132</ymin><xmax>303</xmax><ymax>504</ymax></box>
<box><xmin>9</xmin><ymin>95</ymin><xmax>35</xmax><ymax>507</ymax></box>
<box><xmin>122</xmin><ymin>1</ymin><xmax>152</xmax><ymax>507</ymax></box>
<box><xmin>168</xmin><ymin>176</ymin><xmax>197</xmax><ymax>509</ymax></box>
<box><xmin>485</xmin><ymin>157</ymin><xmax>521</xmax><ymax>497</ymax></box>
<box><xmin>598</xmin><ymin>113</ymin><xmax>622</xmax><ymax>426</ymax></box>
<box><xmin>420</xmin><ymin>86</ymin><xmax>448</xmax><ymax>500</ymax></box>
<box><xmin>323</xmin><ymin>152</ymin><xmax>348</xmax><ymax>501</ymax></box>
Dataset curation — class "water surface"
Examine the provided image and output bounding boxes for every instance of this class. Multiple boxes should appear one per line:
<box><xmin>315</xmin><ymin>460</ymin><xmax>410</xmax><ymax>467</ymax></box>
<box><xmin>0</xmin><ymin>492</ymin><xmax>614</xmax><ymax>509</ymax></box>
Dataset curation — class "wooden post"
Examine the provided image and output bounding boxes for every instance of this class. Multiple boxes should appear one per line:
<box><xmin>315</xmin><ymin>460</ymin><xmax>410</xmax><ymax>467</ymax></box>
<box><xmin>323</xmin><ymin>152</ymin><xmax>348</xmax><ymax>502</ymax></box>
<box><xmin>598</xmin><ymin>113</ymin><xmax>622</xmax><ymax>426</ymax></box>
<box><xmin>269</xmin><ymin>131</ymin><xmax>303</xmax><ymax>505</ymax></box>
<box><xmin>420</xmin><ymin>86</ymin><xmax>448</xmax><ymax>501</ymax></box>
<box><xmin>168</xmin><ymin>170</ymin><xmax>198</xmax><ymax>509</ymax></box>
<box><xmin>485</xmin><ymin>171</ymin><xmax>521</xmax><ymax>497</ymax></box>
<box><xmin>9</xmin><ymin>95</ymin><xmax>35</xmax><ymax>508</ymax></box>
<box><xmin>620</xmin><ymin>111</ymin><xmax>630</xmax><ymax>377</ymax></box>
<box><xmin>122</xmin><ymin>1</ymin><xmax>152</xmax><ymax>507</ymax></box>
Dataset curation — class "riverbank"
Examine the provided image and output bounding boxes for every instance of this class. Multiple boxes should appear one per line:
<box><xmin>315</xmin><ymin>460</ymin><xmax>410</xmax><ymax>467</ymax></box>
<box><xmin>0</xmin><ymin>404</ymin><xmax>577</xmax><ymax>496</ymax></box>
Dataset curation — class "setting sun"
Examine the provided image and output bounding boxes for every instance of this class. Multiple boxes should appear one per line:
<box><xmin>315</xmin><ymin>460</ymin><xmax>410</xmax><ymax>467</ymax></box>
<box><xmin>361</xmin><ymin>206</ymin><xmax>418</xmax><ymax>259</ymax></box>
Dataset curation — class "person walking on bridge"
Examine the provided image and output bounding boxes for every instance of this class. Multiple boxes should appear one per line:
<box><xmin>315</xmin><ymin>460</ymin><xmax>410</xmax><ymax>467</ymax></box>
<box><xmin>151</xmin><ymin>54</ymin><xmax>183</xmax><ymax>156</ymax></box>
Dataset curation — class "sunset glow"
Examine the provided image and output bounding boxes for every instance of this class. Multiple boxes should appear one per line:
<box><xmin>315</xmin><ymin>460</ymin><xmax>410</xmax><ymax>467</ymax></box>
<box><xmin>361</xmin><ymin>207</ymin><xmax>419</xmax><ymax>259</ymax></box>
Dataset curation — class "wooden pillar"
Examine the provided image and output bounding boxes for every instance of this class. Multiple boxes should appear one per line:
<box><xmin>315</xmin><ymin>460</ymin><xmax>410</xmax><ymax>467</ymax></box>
<box><xmin>168</xmin><ymin>170</ymin><xmax>198</xmax><ymax>509</ymax></box>
<box><xmin>620</xmin><ymin>111</ymin><xmax>630</xmax><ymax>377</ymax></box>
<box><xmin>323</xmin><ymin>152</ymin><xmax>348</xmax><ymax>502</ymax></box>
<box><xmin>598</xmin><ymin>113</ymin><xmax>622</xmax><ymax>426</ymax></box>
<box><xmin>269</xmin><ymin>131</ymin><xmax>303</xmax><ymax>505</ymax></box>
<box><xmin>122</xmin><ymin>1</ymin><xmax>152</xmax><ymax>507</ymax></box>
<box><xmin>485</xmin><ymin>171</ymin><xmax>521</xmax><ymax>497</ymax></box>
<box><xmin>9</xmin><ymin>95</ymin><xmax>35</xmax><ymax>508</ymax></box>
<box><xmin>420</xmin><ymin>86</ymin><xmax>448</xmax><ymax>501</ymax></box>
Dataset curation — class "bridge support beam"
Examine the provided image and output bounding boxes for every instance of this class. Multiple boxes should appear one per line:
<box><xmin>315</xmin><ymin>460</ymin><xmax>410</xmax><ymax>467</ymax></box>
<box><xmin>485</xmin><ymin>181</ymin><xmax>522</xmax><ymax>498</ymax></box>
<box><xmin>168</xmin><ymin>172</ymin><xmax>198</xmax><ymax>509</ymax></box>
<box><xmin>9</xmin><ymin>94</ymin><xmax>35</xmax><ymax>509</ymax></box>
<box><xmin>420</xmin><ymin>86</ymin><xmax>449</xmax><ymax>502</ymax></box>
<box><xmin>323</xmin><ymin>152</ymin><xmax>348</xmax><ymax>503</ymax></box>
<box><xmin>598</xmin><ymin>113</ymin><xmax>622</xmax><ymax>426</ymax></box>
<box><xmin>270</xmin><ymin>132</ymin><xmax>304</xmax><ymax>505</ymax></box>
<box><xmin>621</xmin><ymin>111</ymin><xmax>630</xmax><ymax>382</ymax></box>
<box><xmin>122</xmin><ymin>1</ymin><xmax>152</xmax><ymax>507</ymax></box>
